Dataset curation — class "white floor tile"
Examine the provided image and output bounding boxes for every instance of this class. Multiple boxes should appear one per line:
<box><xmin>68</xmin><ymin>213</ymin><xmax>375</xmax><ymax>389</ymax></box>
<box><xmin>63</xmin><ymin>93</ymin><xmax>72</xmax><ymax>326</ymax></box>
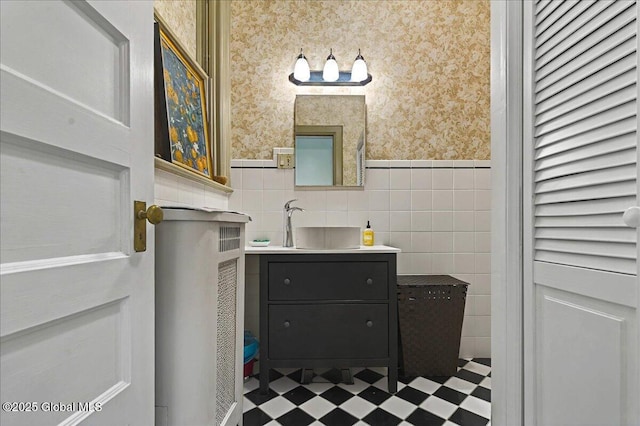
<box><xmin>380</xmin><ymin>396</ymin><xmax>417</xmax><ymax>419</ymax></box>
<box><xmin>460</xmin><ymin>395</ymin><xmax>492</xmax><ymax>418</ymax></box>
<box><xmin>305</xmin><ymin>381</ymin><xmax>335</xmax><ymax>394</ymax></box>
<box><xmin>373</xmin><ymin>377</ymin><xmax>394</xmax><ymax>392</ymax></box>
<box><xmin>243</xmin><ymin>397</ymin><xmax>256</xmax><ymax>413</ymax></box>
<box><xmin>268</xmin><ymin>376</ymin><xmax>300</xmax><ymax>394</ymax></box>
<box><xmin>339</xmin><ymin>396</ymin><xmax>377</xmax><ymax>418</ymax></box>
<box><xmin>258</xmin><ymin>396</ymin><xmax>296</xmax><ymax>419</ymax></box>
<box><xmin>275</xmin><ymin>367</ymin><xmax>302</xmax><ymax>376</ymax></box>
<box><xmin>420</xmin><ymin>395</ymin><xmax>458</xmax><ymax>419</ymax></box>
<box><xmin>299</xmin><ymin>397</ymin><xmax>336</xmax><ymax>419</ymax></box>
<box><xmin>444</xmin><ymin>376</ymin><xmax>477</xmax><ymax>394</ymax></box>
<box><xmin>463</xmin><ymin>361</ymin><xmax>491</xmax><ymax>376</ymax></box>
<box><xmin>243</xmin><ymin>377</ymin><xmax>259</xmax><ymax>393</ymax></box>
<box><xmin>338</xmin><ymin>378</ymin><xmax>371</xmax><ymax>394</ymax></box>
<box><xmin>408</xmin><ymin>377</ymin><xmax>442</xmax><ymax>394</ymax></box>
<box><xmin>480</xmin><ymin>376</ymin><xmax>492</xmax><ymax>389</ymax></box>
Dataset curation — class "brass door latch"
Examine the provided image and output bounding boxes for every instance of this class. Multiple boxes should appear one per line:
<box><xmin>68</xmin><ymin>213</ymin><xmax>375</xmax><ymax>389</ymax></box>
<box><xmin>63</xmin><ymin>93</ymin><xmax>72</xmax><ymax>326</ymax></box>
<box><xmin>134</xmin><ymin>201</ymin><xmax>164</xmax><ymax>252</ymax></box>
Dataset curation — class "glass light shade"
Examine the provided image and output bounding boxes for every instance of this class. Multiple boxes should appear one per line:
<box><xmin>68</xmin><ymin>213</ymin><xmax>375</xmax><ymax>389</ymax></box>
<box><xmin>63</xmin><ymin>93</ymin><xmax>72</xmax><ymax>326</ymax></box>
<box><xmin>293</xmin><ymin>49</ymin><xmax>310</xmax><ymax>82</ymax></box>
<box><xmin>322</xmin><ymin>49</ymin><xmax>339</xmax><ymax>82</ymax></box>
<box><xmin>350</xmin><ymin>49</ymin><xmax>368</xmax><ymax>82</ymax></box>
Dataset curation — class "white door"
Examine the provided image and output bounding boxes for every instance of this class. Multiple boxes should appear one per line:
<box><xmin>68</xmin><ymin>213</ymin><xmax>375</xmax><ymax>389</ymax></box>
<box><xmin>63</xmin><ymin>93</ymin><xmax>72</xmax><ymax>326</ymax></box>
<box><xmin>0</xmin><ymin>1</ymin><xmax>155</xmax><ymax>425</ymax></box>
<box><xmin>523</xmin><ymin>1</ymin><xmax>639</xmax><ymax>425</ymax></box>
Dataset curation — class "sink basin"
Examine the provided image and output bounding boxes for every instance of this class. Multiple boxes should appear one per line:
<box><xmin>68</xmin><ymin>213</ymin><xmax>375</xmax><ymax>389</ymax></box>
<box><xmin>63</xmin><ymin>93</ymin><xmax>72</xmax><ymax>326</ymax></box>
<box><xmin>295</xmin><ymin>226</ymin><xmax>360</xmax><ymax>250</ymax></box>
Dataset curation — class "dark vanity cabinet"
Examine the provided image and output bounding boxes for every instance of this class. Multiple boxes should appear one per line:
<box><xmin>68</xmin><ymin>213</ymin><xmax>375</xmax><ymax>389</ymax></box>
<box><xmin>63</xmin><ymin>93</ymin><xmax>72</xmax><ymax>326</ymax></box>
<box><xmin>259</xmin><ymin>253</ymin><xmax>398</xmax><ymax>394</ymax></box>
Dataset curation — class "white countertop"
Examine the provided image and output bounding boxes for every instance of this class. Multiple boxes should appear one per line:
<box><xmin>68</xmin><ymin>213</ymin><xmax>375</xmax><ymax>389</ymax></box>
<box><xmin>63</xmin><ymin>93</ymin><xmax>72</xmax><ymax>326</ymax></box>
<box><xmin>245</xmin><ymin>244</ymin><xmax>401</xmax><ymax>254</ymax></box>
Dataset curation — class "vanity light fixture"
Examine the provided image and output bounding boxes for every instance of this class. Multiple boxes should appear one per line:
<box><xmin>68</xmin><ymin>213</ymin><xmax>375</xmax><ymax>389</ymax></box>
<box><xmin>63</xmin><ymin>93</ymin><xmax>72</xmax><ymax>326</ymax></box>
<box><xmin>322</xmin><ymin>48</ymin><xmax>340</xmax><ymax>82</ymax></box>
<box><xmin>350</xmin><ymin>49</ymin><xmax>368</xmax><ymax>82</ymax></box>
<box><xmin>289</xmin><ymin>48</ymin><xmax>372</xmax><ymax>86</ymax></box>
<box><xmin>293</xmin><ymin>48</ymin><xmax>310</xmax><ymax>82</ymax></box>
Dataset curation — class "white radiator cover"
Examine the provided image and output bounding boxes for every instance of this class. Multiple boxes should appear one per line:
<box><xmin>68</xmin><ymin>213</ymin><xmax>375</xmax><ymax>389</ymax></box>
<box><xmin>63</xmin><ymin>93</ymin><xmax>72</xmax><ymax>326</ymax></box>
<box><xmin>155</xmin><ymin>209</ymin><xmax>249</xmax><ymax>426</ymax></box>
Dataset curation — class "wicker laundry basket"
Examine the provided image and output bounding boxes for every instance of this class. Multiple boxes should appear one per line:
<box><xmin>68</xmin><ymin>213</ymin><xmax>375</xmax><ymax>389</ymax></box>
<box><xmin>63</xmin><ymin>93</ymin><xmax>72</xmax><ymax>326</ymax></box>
<box><xmin>397</xmin><ymin>275</ymin><xmax>469</xmax><ymax>377</ymax></box>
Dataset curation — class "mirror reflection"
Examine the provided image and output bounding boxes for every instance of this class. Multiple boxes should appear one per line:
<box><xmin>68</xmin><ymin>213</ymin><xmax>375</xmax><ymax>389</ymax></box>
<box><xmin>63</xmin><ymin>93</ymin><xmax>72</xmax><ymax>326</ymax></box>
<box><xmin>294</xmin><ymin>95</ymin><xmax>365</xmax><ymax>187</ymax></box>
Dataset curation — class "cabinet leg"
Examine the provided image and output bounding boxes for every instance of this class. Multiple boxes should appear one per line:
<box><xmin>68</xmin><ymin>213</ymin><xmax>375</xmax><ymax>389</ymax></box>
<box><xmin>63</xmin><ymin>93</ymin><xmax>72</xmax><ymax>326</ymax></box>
<box><xmin>300</xmin><ymin>368</ymin><xmax>314</xmax><ymax>384</ymax></box>
<box><xmin>388</xmin><ymin>366</ymin><xmax>398</xmax><ymax>393</ymax></box>
<box><xmin>341</xmin><ymin>368</ymin><xmax>354</xmax><ymax>385</ymax></box>
<box><xmin>259</xmin><ymin>364</ymin><xmax>270</xmax><ymax>395</ymax></box>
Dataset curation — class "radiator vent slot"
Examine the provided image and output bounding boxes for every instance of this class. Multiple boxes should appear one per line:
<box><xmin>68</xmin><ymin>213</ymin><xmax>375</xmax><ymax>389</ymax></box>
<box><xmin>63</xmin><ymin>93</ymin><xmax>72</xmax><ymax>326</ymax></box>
<box><xmin>216</xmin><ymin>259</ymin><xmax>238</xmax><ymax>425</ymax></box>
<box><xmin>219</xmin><ymin>226</ymin><xmax>241</xmax><ymax>252</ymax></box>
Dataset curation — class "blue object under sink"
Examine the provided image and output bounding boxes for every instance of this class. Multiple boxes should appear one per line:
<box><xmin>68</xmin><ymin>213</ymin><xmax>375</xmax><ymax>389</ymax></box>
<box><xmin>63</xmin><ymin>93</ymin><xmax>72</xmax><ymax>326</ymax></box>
<box><xmin>244</xmin><ymin>331</ymin><xmax>259</xmax><ymax>364</ymax></box>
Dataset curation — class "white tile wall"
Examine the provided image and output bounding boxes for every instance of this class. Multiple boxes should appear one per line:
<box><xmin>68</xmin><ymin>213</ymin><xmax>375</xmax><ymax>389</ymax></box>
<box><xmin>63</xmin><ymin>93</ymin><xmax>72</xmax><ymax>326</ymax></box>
<box><xmin>154</xmin><ymin>169</ymin><xmax>229</xmax><ymax>209</ymax></box>
<box><xmin>237</xmin><ymin>159</ymin><xmax>492</xmax><ymax>358</ymax></box>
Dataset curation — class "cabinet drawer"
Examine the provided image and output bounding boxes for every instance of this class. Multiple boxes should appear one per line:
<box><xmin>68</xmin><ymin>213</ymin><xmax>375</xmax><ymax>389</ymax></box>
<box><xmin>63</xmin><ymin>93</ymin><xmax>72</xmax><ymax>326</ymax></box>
<box><xmin>268</xmin><ymin>304</ymin><xmax>388</xmax><ymax>360</ymax></box>
<box><xmin>268</xmin><ymin>262</ymin><xmax>388</xmax><ymax>301</ymax></box>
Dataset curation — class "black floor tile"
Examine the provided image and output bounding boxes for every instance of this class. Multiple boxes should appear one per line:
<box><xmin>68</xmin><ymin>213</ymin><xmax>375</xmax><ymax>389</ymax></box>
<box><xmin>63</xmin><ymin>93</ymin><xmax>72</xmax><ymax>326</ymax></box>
<box><xmin>358</xmin><ymin>385</ymin><xmax>392</xmax><ymax>405</ymax></box>
<box><xmin>395</xmin><ymin>386</ymin><xmax>429</xmax><ymax>405</ymax></box>
<box><xmin>277</xmin><ymin>407</ymin><xmax>315</xmax><ymax>426</ymax></box>
<box><xmin>425</xmin><ymin>375</ymin><xmax>450</xmax><ymax>384</ymax></box>
<box><xmin>473</xmin><ymin>358</ymin><xmax>491</xmax><ymax>367</ymax></box>
<box><xmin>455</xmin><ymin>369</ymin><xmax>485</xmax><ymax>385</ymax></box>
<box><xmin>471</xmin><ymin>386</ymin><xmax>491</xmax><ymax>403</ymax></box>
<box><xmin>361</xmin><ymin>408</ymin><xmax>402</xmax><ymax>426</ymax></box>
<box><xmin>398</xmin><ymin>374</ymin><xmax>416</xmax><ymax>384</ymax></box>
<box><xmin>282</xmin><ymin>385</ymin><xmax>316</xmax><ymax>405</ymax></box>
<box><xmin>319</xmin><ymin>408</ymin><xmax>358</xmax><ymax>426</ymax></box>
<box><xmin>448</xmin><ymin>407</ymin><xmax>490</xmax><ymax>426</ymax></box>
<box><xmin>319</xmin><ymin>368</ymin><xmax>349</xmax><ymax>384</ymax></box>
<box><xmin>243</xmin><ymin>408</ymin><xmax>272</xmax><ymax>426</ymax></box>
<box><xmin>256</xmin><ymin>368</ymin><xmax>284</xmax><ymax>382</ymax></box>
<box><xmin>458</xmin><ymin>359</ymin><xmax>469</xmax><ymax>368</ymax></box>
<box><xmin>285</xmin><ymin>369</ymin><xmax>304</xmax><ymax>381</ymax></box>
<box><xmin>433</xmin><ymin>386</ymin><xmax>468</xmax><ymax>405</ymax></box>
<box><xmin>354</xmin><ymin>368</ymin><xmax>385</xmax><ymax>384</ymax></box>
<box><xmin>244</xmin><ymin>388</ymin><xmax>279</xmax><ymax>405</ymax></box>
<box><xmin>405</xmin><ymin>408</ymin><xmax>447</xmax><ymax>426</ymax></box>
<box><xmin>319</xmin><ymin>386</ymin><xmax>354</xmax><ymax>406</ymax></box>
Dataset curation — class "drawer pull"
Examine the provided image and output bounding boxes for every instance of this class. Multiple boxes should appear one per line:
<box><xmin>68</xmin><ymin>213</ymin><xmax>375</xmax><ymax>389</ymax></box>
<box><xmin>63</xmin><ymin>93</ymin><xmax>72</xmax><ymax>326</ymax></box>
<box><xmin>366</xmin><ymin>320</ymin><xmax>373</xmax><ymax>328</ymax></box>
<box><xmin>284</xmin><ymin>278</ymin><xmax>291</xmax><ymax>285</ymax></box>
<box><xmin>284</xmin><ymin>320</ymin><xmax>291</xmax><ymax>328</ymax></box>
<box><xmin>366</xmin><ymin>278</ymin><xmax>373</xmax><ymax>285</ymax></box>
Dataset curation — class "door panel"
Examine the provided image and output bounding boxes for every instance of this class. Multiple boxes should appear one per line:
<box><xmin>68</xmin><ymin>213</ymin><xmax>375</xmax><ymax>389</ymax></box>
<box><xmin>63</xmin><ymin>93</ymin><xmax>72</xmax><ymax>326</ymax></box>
<box><xmin>538</xmin><ymin>287</ymin><xmax>631</xmax><ymax>426</ymax></box>
<box><xmin>1</xmin><ymin>299</ymin><xmax>130</xmax><ymax>425</ymax></box>
<box><xmin>524</xmin><ymin>1</ymin><xmax>638</xmax><ymax>424</ymax></box>
<box><xmin>0</xmin><ymin>135</ymin><xmax>127</xmax><ymax>263</ymax></box>
<box><xmin>0</xmin><ymin>0</ymin><xmax>129</xmax><ymax>122</ymax></box>
<box><xmin>0</xmin><ymin>1</ymin><xmax>154</xmax><ymax>425</ymax></box>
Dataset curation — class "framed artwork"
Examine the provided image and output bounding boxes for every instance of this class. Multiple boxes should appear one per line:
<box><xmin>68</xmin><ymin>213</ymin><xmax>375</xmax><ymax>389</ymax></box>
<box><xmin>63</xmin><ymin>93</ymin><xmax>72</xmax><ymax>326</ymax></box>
<box><xmin>154</xmin><ymin>21</ymin><xmax>213</xmax><ymax>179</ymax></box>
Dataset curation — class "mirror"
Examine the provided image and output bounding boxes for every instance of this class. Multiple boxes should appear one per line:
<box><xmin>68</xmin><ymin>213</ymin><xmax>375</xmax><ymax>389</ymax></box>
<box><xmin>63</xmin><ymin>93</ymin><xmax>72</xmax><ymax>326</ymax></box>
<box><xmin>294</xmin><ymin>95</ymin><xmax>365</xmax><ymax>187</ymax></box>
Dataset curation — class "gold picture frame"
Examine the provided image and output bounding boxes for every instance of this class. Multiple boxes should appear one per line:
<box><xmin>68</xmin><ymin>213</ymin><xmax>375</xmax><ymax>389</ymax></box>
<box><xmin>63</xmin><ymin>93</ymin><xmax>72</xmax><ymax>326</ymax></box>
<box><xmin>154</xmin><ymin>19</ymin><xmax>213</xmax><ymax>179</ymax></box>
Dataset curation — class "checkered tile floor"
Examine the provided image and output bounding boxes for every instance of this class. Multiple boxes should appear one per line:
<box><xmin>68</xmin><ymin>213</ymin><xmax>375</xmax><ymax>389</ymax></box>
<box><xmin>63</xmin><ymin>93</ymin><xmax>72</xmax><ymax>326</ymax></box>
<box><xmin>243</xmin><ymin>358</ymin><xmax>491</xmax><ymax>426</ymax></box>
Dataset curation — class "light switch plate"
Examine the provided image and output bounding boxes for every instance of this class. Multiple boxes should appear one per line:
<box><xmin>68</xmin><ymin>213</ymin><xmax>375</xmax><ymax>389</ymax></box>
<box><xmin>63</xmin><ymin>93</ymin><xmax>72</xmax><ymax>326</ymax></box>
<box><xmin>278</xmin><ymin>153</ymin><xmax>294</xmax><ymax>169</ymax></box>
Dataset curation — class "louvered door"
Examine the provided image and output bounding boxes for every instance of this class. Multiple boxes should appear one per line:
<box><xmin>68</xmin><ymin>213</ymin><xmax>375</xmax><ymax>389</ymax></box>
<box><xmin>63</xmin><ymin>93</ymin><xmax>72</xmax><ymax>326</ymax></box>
<box><xmin>524</xmin><ymin>1</ymin><xmax>639</xmax><ymax>425</ymax></box>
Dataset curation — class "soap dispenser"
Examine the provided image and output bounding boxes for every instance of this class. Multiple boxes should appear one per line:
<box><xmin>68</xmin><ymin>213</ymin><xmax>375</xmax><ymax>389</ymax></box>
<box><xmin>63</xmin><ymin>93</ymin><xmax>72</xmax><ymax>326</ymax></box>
<box><xmin>363</xmin><ymin>221</ymin><xmax>374</xmax><ymax>246</ymax></box>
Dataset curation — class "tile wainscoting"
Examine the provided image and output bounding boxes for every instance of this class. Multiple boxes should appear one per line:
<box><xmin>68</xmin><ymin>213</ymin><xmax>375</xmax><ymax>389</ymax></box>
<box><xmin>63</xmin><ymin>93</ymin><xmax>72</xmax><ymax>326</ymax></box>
<box><xmin>154</xmin><ymin>168</ymin><xmax>229</xmax><ymax>209</ymax></box>
<box><xmin>234</xmin><ymin>159</ymin><xmax>491</xmax><ymax>358</ymax></box>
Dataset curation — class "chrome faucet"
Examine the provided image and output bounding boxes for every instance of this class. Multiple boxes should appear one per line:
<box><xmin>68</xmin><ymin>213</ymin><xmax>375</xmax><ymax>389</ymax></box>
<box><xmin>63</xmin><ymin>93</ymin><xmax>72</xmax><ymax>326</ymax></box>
<box><xmin>283</xmin><ymin>199</ymin><xmax>304</xmax><ymax>247</ymax></box>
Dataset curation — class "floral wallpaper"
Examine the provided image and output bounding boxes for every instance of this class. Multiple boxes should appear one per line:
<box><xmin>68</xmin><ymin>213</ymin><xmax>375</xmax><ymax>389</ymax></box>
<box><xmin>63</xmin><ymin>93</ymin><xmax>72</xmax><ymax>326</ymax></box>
<box><xmin>154</xmin><ymin>0</ymin><xmax>197</xmax><ymax>60</ymax></box>
<box><xmin>230</xmin><ymin>0</ymin><xmax>490</xmax><ymax>161</ymax></box>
